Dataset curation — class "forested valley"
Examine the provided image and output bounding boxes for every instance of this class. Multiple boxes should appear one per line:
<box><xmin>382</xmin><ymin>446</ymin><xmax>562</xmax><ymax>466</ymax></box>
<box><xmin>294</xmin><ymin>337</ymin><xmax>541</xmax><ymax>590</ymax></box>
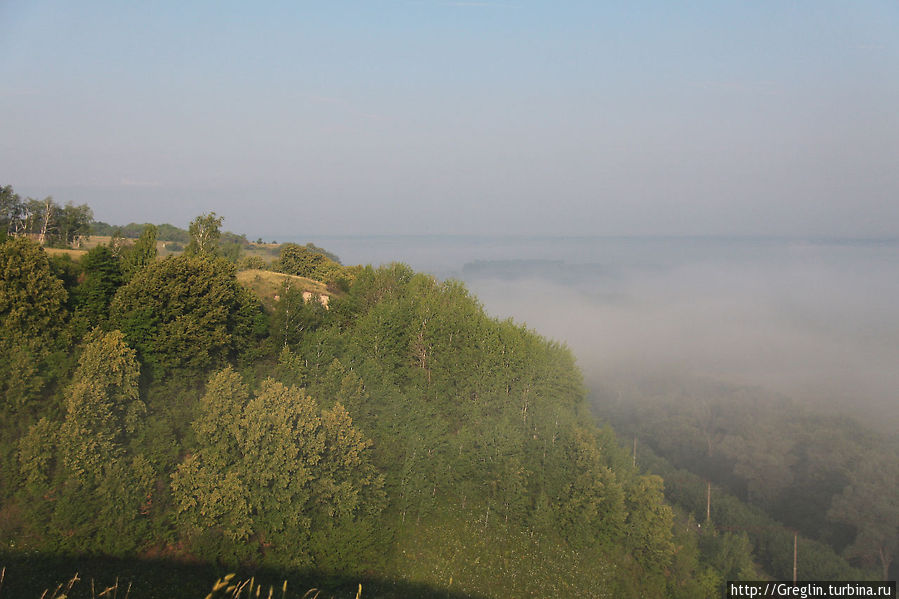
<box><xmin>0</xmin><ymin>186</ymin><xmax>892</xmax><ymax>597</ymax></box>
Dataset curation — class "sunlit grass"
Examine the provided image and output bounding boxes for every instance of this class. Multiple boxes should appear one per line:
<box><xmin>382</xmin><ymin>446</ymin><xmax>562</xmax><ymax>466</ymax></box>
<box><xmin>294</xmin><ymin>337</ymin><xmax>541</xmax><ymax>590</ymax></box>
<box><xmin>235</xmin><ymin>269</ymin><xmax>333</xmax><ymax>310</ymax></box>
<box><xmin>13</xmin><ymin>571</ymin><xmax>131</xmax><ymax>599</ymax></box>
<box><xmin>0</xmin><ymin>567</ymin><xmax>362</xmax><ymax>599</ymax></box>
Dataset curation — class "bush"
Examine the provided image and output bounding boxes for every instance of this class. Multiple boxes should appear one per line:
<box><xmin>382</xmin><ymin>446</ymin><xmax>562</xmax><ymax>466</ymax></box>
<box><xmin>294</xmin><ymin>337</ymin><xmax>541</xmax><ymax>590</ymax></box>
<box><xmin>238</xmin><ymin>255</ymin><xmax>267</xmax><ymax>271</ymax></box>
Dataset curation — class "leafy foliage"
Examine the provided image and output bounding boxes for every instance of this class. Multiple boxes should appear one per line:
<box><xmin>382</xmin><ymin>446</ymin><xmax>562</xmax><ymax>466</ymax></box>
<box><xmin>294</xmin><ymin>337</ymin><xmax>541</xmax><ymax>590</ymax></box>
<box><xmin>58</xmin><ymin>329</ymin><xmax>145</xmax><ymax>480</ymax></box>
<box><xmin>108</xmin><ymin>255</ymin><xmax>263</xmax><ymax>380</ymax></box>
<box><xmin>185</xmin><ymin>212</ymin><xmax>224</xmax><ymax>257</ymax></box>
<box><xmin>73</xmin><ymin>244</ymin><xmax>122</xmax><ymax>326</ymax></box>
<box><xmin>0</xmin><ymin>186</ymin><xmax>92</xmax><ymax>246</ymax></box>
<box><xmin>0</xmin><ymin>237</ymin><xmax>69</xmax><ymax>409</ymax></box>
<box><xmin>93</xmin><ymin>221</ymin><xmax>189</xmax><ymax>242</ymax></box>
<box><xmin>17</xmin><ymin>330</ymin><xmax>155</xmax><ymax>555</ymax></box>
<box><xmin>120</xmin><ymin>223</ymin><xmax>157</xmax><ymax>282</ymax></box>
<box><xmin>273</xmin><ymin>243</ymin><xmax>345</xmax><ymax>283</ymax></box>
<box><xmin>828</xmin><ymin>454</ymin><xmax>899</xmax><ymax>580</ymax></box>
<box><xmin>172</xmin><ymin>370</ymin><xmax>385</xmax><ymax>570</ymax></box>
<box><xmin>593</xmin><ymin>376</ymin><xmax>897</xmax><ymax>579</ymax></box>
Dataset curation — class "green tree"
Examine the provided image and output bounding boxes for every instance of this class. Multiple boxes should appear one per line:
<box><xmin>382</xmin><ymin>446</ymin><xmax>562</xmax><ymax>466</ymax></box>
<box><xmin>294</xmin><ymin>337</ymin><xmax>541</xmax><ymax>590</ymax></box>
<box><xmin>17</xmin><ymin>416</ymin><xmax>57</xmax><ymax>495</ymax></box>
<box><xmin>172</xmin><ymin>371</ymin><xmax>385</xmax><ymax>569</ymax></box>
<box><xmin>171</xmin><ymin>368</ymin><xmax>255</xmax><ymax>545</ymax></box>
<box><xmin>308</xmin><ymin>358</ymin><xmax>368</xmax><ymax>414</ymax></box>
<box><xmin>828</xmin><ymin>454</ymin><xmax>899</xmax><ymax>580</ymax></box>
<box><xmin>74</xmin><ymin>244</ymin><xmax>122</xmax><ymax>325</ymax></box>
<box><xmin>237</xmin><ymin>254</ymin><xmax>267</xmax><ymax>270</ymax></box>
<box><xmin>191</xmin><ymin>366</ymin><xmax>249</xmax><ymax>463</ymax></box>
<box><xmin>58</xmin><ymin>330</ymin><xmax>146</xmax><ymax>480</ymax></box>
<box><xmin>109</xmin><ymin>255</ymin><xmax>262</xmax><ymax>380</ymax></box>
<box><xmin>109</xmin><ymin>227</ymin><xmax>127</xmax><ymax>257</ymax></box>
<box><xmin>304</xmin><ymin>242</ymin><xmax>341</xmax><ymax>264</ymax></box>
<box><xmin>5</xmin><ymin>196</ymin><xmax>89</xmax><ymax>247</ymax></box>
<box><xmin>700</xmin><ymin>530</ymin><xmax>757</xmax><ymax>582</ymax></box>
<box><xmin>120</xmin><ymin>223</ymin><xmax>157</xmax><ymax>281</ymax></box>
<box><xmin>307</xmin><ymin>401</ymin><xmax>386</xmax><ymax>570</ymax></box>
<box><xmin>18</xmin><ymin>329</ymin><xmax>155</xmax><ymax>555</ymax></box>
<box><xmin>220</xmin><ymin>240</ymin><xmax>243</xmax><ymax>263</ymax></box>
<box><xmin>274</xmin><ymin>346</ymin><xmax>307</xmax><ymax>388</ymax></box>
<box><xmin>0</xmin><ymin>185</ymin><xmax>25</xmax><ymax>236</ymax></box>
<box><xmin>184</xmin><ymin>212</ymin><xmax>223</xmax><ymax>257</ymax></box>
<box><xmin>274</xmin><ymin>243</ymin><xmax>343</xmax><ymax>282</ymax></box>
<box><xmin>54</xmin><ymin>202</ymin><xmax>93</xmax><ymax>247</ymax></box>
<box><xmin>553</xmin><ymin>426</ymin><xmax>627</xmax><ymax>547</ymax></box>
<box><xmin>269</xmin><ymin>280</ymin><xmax>328</xmax><ymax>349</ymax></box>
<box><xmin>0</xmin><ymin>237</ymin><xmax>68</xmax><ymax>409</ymax></box>
<box><xmin>667</xmin><ymin>517</ymin><xmax>722</xmax><ymax>599</ymax></box>
<box><xmin>156</xmin><ymin>223</ymin><xmax>191</xmax><ymax>243</ymax></box>
<box><xmin>623</xmin><ymin>474</ymin><xmax>676</xmax><ymax>573</ymax></box>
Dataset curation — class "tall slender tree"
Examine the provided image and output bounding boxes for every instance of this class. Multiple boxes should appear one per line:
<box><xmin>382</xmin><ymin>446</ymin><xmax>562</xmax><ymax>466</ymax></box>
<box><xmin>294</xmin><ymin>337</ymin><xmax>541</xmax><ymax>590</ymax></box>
<box><xmin>185</xmin><ymin>212</ymin><xmax>223</xmax><ymax>257</ymax></box>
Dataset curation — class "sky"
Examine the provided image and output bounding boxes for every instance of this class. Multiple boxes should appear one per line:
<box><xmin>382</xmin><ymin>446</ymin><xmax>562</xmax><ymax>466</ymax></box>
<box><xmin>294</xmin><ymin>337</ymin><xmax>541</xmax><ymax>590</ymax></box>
<box><xmin>2</xmin><ymin>1</ymin><xmax>898</xmax><ymax>238</ymax></box>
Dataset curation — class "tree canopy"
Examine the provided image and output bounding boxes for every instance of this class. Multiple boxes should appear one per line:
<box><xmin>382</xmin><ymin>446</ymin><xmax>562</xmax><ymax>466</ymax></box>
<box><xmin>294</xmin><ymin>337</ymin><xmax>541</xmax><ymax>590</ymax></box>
<box><xmin>0</xmin><ymin>237</ymin><xmax>69</xmax><ymax>409</ymax></box>
<box><xmin>172</xmin><ymin>369</ymin><xmax>385</xmax><ymax>569</ymax></box>
<box><xmin>0</xmin><ymin>186</ymin><xmax>91</xmax><ymax>246</ymax></box>
<box><xmin>185</xmin><ymin>212</ymin><xmax>223</xmax><ymax>257</ymax></box>
<box><xmin>109</xmin><ymin>254</ymin><xmax>263</xmax><ymax>380</ymax></box>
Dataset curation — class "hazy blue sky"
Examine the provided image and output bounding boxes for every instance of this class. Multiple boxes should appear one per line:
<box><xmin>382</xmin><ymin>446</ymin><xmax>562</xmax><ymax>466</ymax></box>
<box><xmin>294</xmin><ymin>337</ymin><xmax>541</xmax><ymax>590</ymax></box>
<box><xmin>2</xmin><ymin>1</ymin><xmax>897</xmax><ymax>238</ymax></box>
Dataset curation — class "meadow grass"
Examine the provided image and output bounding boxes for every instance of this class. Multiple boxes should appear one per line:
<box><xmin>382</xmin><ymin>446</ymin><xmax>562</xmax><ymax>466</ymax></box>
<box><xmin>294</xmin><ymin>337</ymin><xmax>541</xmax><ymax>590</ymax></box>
<box><xmin>235</xmin><ymin>269</ymin><xmax>331</xmax><ymax>309</ymax></box>
<box><xmin>0</xmin><ymin>568</ymin><xmax>356</xmax><ymax>599</ymax></box>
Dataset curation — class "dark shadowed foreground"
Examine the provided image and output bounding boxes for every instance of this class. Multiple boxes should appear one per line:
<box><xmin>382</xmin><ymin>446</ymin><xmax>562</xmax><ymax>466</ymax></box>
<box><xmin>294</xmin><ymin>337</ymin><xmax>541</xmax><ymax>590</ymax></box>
<box><xmin>0</xmin><ymin>553</ymin><xmax>489</xmax><ymax>599</ymax></box>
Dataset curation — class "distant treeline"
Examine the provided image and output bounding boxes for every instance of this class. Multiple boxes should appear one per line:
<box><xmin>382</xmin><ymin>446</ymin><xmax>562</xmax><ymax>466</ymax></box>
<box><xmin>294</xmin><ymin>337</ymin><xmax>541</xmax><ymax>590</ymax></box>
<box><xmin>593</xmin><ymin>379</ymin><xmax>898</xmax><ymax>581</ymax></box>
<box><xmin>1</xmin><ymin>185</ymin><xmax>92</xmax><ymax>247</ymax></box>
<box><xmin>91</xmin><ymin>220</ymin><xmax>250</xmax><ymax>247</ymax></box>
<box><xmin>91</xmin><ymin>219</ymin><xmax>344</xmax><ymax>274</ymax></box>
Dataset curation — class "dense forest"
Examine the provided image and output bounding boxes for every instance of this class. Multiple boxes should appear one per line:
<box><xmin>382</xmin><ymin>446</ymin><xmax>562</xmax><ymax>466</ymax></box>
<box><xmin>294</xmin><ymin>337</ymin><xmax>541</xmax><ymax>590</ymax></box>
<box><xmin>592</xmin><ymin>377</ymin><xmax>899</xmax><ymax>582</ymax></box>
<box><xmin>0</xmin><ymin>186</ymin><xmax>891</xmax><ymax>597</ymax></box>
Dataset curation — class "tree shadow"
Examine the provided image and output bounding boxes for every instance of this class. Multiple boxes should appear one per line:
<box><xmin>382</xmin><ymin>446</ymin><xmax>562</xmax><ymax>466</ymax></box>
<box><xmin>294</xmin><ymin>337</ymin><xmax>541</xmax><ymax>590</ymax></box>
<box><xmin>0</xmin><ymin>552</ymin><xmax>489</xmax><ymax>599</ymax></box>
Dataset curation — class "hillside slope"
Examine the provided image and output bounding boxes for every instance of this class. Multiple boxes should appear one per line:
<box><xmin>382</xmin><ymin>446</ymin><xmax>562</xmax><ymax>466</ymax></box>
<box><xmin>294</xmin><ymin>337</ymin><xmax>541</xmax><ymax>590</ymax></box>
<box><xmin>0</xmin><ymin>237</ymin><xmax>750</xmax><ymax>597</ymax></box>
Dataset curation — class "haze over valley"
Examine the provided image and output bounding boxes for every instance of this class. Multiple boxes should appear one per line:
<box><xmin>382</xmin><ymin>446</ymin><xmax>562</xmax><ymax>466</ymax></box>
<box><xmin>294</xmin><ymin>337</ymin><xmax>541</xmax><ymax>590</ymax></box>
<box><xmin>298</xmin><ymin>234</ymin><xmax>899</xmax><ymax>432</ymax></box>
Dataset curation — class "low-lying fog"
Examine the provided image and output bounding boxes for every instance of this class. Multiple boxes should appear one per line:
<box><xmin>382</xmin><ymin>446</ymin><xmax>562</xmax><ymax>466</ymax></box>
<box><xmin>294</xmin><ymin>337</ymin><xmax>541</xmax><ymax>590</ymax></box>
<box><xmin>310</xmin><ymin>235</ymin><xmax>899</xmax><ymax>433</ymax></box>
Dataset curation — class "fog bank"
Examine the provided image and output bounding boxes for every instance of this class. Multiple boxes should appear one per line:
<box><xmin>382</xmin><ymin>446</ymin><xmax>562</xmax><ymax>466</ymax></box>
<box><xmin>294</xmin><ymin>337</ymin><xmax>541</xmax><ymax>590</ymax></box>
<box><xmin>311</xmin><ymin>235</ymin><xmax>899</xmax><ymax>432</ymax></box>
<box><xmin>465</xmin><ymin>241</ymin><xmax>899</xmax><ymax>432</ymax></box>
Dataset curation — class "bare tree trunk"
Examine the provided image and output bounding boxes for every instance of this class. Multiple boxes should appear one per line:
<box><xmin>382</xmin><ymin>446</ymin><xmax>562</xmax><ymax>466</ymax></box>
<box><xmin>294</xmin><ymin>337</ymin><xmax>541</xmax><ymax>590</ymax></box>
<box><xmin>38</xmin><ymin>198</ymin><xmax>53</xmax><ymax>245</ymax></box>
<box><xmin>633</xmin><ymin>434</ymin><xmax>637</xmax><ymax>468</ymax></box>
<box><xmin>879</xmin><ymin>545</ymin><xmax>891</xmax><ymax>582</ymax></box>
